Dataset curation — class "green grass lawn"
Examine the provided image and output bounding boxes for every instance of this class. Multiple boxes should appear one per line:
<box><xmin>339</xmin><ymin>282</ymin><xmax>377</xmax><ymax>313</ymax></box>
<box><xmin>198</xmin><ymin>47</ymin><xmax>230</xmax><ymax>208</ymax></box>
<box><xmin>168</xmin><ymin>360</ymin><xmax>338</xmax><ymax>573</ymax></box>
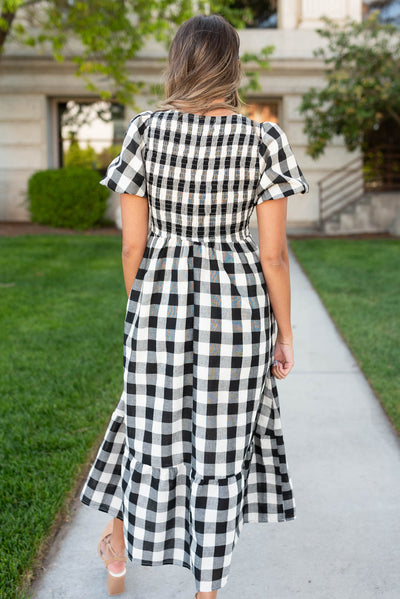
<box><xmin>0</xmin><ymin>235</ymin><xmax>126</xmax><ymax>599</ymax></box>
<box><xmin>1</xmin><ymin>235</ymin><xmax>399</xmax><ymax>598</ymax></box>
<box><xmin>290</xmin><ymin>238</ymin><xmax>400</xmax><ymax>435</ymax></box>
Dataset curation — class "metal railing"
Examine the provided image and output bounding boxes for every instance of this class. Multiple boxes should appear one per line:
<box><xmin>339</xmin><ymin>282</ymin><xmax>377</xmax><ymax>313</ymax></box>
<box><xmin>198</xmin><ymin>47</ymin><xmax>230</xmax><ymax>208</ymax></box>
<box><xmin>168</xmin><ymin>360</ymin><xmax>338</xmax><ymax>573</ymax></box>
<box><xmin>318</xmin><ymin>156</ymin><xmax>364</xmax><ymax>227</ymax></box>
<box><xmin>318</xmin><ymin>149</ymin><xmax>400</xmax><ymax>227</ymax></box>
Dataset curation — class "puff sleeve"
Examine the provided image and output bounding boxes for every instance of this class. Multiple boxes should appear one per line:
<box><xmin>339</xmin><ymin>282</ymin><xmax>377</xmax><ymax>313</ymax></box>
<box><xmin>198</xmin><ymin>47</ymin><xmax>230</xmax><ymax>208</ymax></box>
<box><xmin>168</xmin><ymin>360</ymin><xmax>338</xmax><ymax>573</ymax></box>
<box><xmin>256</xmin><ymin>122</ymin><xmax>309</xmax><ymax>205</ymax></box>
<box><xmin>100</xmin><ymin>111</ymin><xmax>152</xmax><ymax>196</ymax></box>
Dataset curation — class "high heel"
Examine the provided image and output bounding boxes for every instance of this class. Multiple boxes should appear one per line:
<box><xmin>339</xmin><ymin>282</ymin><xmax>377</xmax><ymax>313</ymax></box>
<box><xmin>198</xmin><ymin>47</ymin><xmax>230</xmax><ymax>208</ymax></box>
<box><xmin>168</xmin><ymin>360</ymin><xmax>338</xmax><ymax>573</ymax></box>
<box><xmin>98</xmin><ymin>521</ymin><xmax>127</xmax><ymax>596</ymax></box>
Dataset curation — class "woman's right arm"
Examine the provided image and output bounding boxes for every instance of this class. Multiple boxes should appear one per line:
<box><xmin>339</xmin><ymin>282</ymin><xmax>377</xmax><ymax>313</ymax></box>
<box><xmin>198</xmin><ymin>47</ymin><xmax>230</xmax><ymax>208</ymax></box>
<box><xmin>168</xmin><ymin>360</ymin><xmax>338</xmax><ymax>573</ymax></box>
<box><xmin>256</xmin><ymin>196</ymin><xmax>294</xmax><ymax>380</ymax></box>
<box><xmin>120</xmin><ymin>193</ymin><xmax>149</xmax><ymax>296</ymax></box>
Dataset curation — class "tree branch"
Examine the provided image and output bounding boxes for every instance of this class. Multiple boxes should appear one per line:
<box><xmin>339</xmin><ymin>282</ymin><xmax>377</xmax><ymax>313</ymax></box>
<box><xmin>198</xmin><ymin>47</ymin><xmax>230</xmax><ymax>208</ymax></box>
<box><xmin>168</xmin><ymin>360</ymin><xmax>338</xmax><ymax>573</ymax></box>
<box><xmin>0</xmin><ymin>7</ymin><xmax>16</xmax><ymax>51</ymax></box>
<box><xmin>0</xmin><ymin>0</ymin><xmax>45</xmax><ymax>51</ymax></box>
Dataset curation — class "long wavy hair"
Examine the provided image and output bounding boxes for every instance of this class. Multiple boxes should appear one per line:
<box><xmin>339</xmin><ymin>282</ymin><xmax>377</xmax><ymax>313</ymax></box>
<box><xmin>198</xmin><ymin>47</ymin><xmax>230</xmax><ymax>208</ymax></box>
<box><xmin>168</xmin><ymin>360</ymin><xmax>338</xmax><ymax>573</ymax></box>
<box><xmin>159</xmin><ymin>14</ymin><xmax>243</xmax><ymax>115</ymax></box>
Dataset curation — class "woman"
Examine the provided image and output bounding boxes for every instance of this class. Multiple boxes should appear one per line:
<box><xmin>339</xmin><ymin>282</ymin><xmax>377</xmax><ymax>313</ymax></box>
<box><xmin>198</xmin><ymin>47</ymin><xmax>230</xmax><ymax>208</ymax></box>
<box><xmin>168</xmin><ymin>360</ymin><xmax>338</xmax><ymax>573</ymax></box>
<box><xmin>80</xmin><ymin>13</ymin><xmax>309</xmax><ymax>599</ymax></box>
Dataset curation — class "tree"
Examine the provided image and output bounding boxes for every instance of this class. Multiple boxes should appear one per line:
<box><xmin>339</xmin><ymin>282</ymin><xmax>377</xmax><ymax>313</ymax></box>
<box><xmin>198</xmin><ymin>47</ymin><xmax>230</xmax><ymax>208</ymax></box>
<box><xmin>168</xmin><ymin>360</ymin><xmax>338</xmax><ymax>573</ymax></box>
<box><xmin>0</xmin><ymin>0</ymin><xmax>273</xmax><ymax>108</ymax></box>
<box><xmin>231</xmin><ymin>0</ymin><xmax>277</xmax><ymax>28</ymax></box>
<box><xmin>299</xmin><ymin>11</ymin><xmax>400</xmax><ymax>159</ymax></box>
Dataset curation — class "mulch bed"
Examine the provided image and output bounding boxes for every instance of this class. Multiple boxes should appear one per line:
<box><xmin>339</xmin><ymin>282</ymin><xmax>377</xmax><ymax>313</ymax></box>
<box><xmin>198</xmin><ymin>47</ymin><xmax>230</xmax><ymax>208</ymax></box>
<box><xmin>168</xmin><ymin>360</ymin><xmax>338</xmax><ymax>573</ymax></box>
<box><xmin>0</xmin><ymin>222</ymin><xmax>395</xmax><ymax>240</ymax></box>
<box><xmin>0</xmin><ymin>222</ymin><xmax>121</xmax><ymax>237</ymax></box>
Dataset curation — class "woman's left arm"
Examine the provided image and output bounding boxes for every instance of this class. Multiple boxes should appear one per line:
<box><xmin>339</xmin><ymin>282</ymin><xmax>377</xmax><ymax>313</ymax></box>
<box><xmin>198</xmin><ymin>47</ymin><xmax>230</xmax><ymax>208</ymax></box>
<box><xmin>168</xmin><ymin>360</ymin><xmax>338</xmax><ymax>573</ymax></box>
<box><xmin>120</xmin><ymin>193</ymin><xmax>149</xmax><ymax>296</ymax></box>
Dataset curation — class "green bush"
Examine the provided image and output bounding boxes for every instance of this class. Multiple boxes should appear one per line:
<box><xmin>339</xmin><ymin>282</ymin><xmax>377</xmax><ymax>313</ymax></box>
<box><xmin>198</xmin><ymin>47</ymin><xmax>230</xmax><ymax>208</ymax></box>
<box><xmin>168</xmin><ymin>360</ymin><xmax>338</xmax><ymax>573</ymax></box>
<box><xmin>64</xmin><ymin>140</ymin><xmax>98</xmax><ymax>169</ymax></box>
<box><xmin>27</xmin><ymin>168</ymin><xmax>110</xmax><ymax>230</ymax></box>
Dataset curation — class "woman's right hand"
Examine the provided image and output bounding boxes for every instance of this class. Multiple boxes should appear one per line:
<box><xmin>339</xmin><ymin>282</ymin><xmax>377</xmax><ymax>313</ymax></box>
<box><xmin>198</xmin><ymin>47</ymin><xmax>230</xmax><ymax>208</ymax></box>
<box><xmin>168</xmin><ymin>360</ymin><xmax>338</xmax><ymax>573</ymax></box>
<box><xmin>271</xmin><ymin>339</ymin><xmax>294</xmax><ymax>380</ymax></box>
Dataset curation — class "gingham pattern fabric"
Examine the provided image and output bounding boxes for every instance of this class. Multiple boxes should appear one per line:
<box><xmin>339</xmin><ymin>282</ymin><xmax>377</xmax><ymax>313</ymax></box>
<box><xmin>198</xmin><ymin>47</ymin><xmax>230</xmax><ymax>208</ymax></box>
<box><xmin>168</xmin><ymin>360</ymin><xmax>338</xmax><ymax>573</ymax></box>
<box><xmin>80</xmin><ymin>109</ymin><xmax>309</xmax><ymax>592</ymax></box>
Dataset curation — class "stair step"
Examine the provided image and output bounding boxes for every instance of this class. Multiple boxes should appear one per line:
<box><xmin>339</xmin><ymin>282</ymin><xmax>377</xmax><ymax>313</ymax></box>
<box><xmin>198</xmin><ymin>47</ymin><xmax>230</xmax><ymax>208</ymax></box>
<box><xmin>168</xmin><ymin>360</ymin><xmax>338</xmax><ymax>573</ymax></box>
<box><xmin>339</xmin><ymin>213</ymin><xmax>355</xmax><ymax>231</ymax></box>
<box><xmin>353</xmin><ymin>204</ymin><xmax>372</xmax><ymax>228</ymax></box>
<box><xmin>321</xmin><ymin>190</ymin><xmax>392</xmax><ymax>233</ymax></box>
<box><xmin>323</xmin><ymin>221</ymin><xmax>341</xmax><ymax>234</ymax></box>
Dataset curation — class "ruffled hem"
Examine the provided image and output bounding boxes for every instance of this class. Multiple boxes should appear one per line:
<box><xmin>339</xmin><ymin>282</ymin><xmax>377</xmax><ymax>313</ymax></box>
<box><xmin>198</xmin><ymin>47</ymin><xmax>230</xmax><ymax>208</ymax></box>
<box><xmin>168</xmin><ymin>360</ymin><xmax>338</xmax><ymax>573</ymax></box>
<box><xmin>80</xmin><ymin>377</ymin><xmax>295</xmax><ymax>591</ymax></box>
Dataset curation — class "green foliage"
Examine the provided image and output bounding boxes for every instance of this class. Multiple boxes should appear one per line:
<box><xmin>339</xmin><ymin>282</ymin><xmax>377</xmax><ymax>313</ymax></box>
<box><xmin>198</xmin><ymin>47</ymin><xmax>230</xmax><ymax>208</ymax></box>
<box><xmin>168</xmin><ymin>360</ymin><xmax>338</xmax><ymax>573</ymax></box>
<box><xmin>290</xmin><ymin>238</ymin><xmax>400</xmax><ymax>434</ymax></box>
<box><xmin>63</xmin><ymin>138</ymin><xmax>123</xmax><ymax>173</ymax></box>
<box><xmin>299</xmin><ymin>12</ymin><xmax>400</xmax><ymax>158</ymax></box>
<box><xmin>229</xmin><ymin>0</ymin><xmax>277</xmax><ymax>28</ymax></box>
<box><xmin>239</xmin><ymin>45</ymin><xmax>274</xmax><ymax>97</ymax></box>
<box><xmin>27</xmin><ymin>168</ymin><xmax>109</xmax><ymax>230</ymax></box>
<box><xmin>97</xmin><ymin>144</ymin><xmax>122</xmax><ymax>171</ymax></box>
<box><xmin>64</xmin><ymin>139</ymin><xmax>98</xmax><ymax>169</ymax></box>
<box><xmin>1</xmin><ymin>0</ymin><xmax>274</xmax><ymax>108</ymax></box>
<box><xmin>0</xmin><ymin>235</ymin><xmax>126</xmax><ymax>598</ymax></box>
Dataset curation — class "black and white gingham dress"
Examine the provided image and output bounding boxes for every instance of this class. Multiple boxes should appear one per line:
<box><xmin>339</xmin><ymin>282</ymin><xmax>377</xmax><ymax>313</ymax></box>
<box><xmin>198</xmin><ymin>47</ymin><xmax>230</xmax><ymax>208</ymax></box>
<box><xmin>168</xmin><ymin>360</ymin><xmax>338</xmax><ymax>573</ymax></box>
<box><xmin>80</xmin><ymin>109</ymin><xmax>309</xmax><ymax>592</ymax></box>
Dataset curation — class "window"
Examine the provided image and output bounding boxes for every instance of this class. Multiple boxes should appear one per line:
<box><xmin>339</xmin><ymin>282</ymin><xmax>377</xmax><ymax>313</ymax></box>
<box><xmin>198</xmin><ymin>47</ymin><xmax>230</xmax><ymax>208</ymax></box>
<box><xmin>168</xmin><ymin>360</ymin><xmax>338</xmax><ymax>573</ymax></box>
<box><xmin>242</xmin><ymin>101</ymin><xmax>279</xmax><ymax>123</ymax></box>
<box><xmin>232</xmin><ymin>0</ymin><xmax>277</xmax><ymax>28</ymax></box>
<box><xmin>363</xmin><ymin>117</ymin><xmax>400</xmax><ymax>191</ymax></box>
<box><xmin>362</xmin><ymin>0</ymin><xmax>400</xmax><ymax>26</ymax></box>
<box><xmin>56</xmin><ymin>100</ymin><xmax>125</xmax><ymax>173</ymax></box>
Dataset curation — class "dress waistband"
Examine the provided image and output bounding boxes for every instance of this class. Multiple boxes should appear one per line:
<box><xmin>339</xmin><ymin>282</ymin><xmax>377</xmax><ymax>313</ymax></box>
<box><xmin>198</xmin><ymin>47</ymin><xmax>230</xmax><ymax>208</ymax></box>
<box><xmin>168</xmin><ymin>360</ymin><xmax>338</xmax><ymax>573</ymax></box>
<box><xmin>149</xmin><ymin>227</ymin><xmax>253</xmax><ymax>244</ymax></box>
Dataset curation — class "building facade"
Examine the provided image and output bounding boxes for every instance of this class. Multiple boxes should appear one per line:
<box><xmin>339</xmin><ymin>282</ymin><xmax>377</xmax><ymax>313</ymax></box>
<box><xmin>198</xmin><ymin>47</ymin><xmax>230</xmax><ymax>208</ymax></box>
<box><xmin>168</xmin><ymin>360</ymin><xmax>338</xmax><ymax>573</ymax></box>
<box><xmin>0</xmin><ymin>0</ymin><xmax>366</xmax><ymax>227</ymax></box>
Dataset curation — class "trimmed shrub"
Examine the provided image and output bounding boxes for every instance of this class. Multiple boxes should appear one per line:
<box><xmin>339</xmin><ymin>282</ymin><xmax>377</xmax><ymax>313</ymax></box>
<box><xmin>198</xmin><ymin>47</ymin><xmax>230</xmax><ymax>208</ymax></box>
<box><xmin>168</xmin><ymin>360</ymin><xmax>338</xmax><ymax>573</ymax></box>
<box><xmin>64</xmin><ymin>140</ymin><xmax>98</xmax><ymax>169</ymax></box>
<box><xmin>28</xmin><ymin>168</ymin><xmax>110</xmax><ymax>230</ymax></box>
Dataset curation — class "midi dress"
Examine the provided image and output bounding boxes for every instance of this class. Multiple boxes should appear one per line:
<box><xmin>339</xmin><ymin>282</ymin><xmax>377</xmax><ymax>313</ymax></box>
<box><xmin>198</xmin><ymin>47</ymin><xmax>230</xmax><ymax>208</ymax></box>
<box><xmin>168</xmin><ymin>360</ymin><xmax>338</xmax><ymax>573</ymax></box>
<box><xmin>80</xmin><ymin>108</ymin><xmax>309</xmax><ymax>593</ymax></box>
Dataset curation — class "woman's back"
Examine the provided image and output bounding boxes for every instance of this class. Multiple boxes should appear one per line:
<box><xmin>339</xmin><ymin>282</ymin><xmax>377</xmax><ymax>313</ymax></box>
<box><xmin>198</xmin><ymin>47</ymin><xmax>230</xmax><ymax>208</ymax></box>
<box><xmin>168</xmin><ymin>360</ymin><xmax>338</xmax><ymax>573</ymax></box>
<box><xmin>102</xmin><ymin>109</ymin><xmax>308</xmax><ymax>242</ymax></box>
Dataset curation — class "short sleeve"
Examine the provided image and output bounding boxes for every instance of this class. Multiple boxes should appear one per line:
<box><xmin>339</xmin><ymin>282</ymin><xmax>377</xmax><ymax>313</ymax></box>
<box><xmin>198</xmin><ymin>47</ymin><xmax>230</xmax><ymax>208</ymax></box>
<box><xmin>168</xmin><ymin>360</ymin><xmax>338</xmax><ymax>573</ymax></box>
<box><xmin>99</xmin><ymin>111</ymin><xmax>152</xmax><ymax>196</ymax></box>
<box><xmin>256</xmin><ymin>122</ymin><xmax>309</xmax><ymax>205</ymax></box>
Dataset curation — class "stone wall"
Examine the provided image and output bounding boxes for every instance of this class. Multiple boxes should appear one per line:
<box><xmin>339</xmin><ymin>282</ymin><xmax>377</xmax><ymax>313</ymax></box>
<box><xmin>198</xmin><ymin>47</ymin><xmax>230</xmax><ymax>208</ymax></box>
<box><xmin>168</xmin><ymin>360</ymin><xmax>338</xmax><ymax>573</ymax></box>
<box><xmin>323</xmin><ymin>191</ymin><xmax>400</xmax><ymax>235</ymax></box>
<box><xmin>369</xmin><ymin>192</ymin><xmax>400</xmax><ymax>234</ymax></box>
<box><xmin>0</xmin><ymin>94</ymin><xmax>48</xmax><ymax>220</ymax></box>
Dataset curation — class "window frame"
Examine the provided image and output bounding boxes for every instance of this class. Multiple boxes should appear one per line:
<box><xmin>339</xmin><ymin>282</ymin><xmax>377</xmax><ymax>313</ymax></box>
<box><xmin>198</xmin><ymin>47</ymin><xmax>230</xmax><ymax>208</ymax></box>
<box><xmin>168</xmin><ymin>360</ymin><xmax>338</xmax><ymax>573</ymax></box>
<box><xmin>48</xmin><ymin>97</ymin><xmax>125</xmax><ymax>169</ymax></box>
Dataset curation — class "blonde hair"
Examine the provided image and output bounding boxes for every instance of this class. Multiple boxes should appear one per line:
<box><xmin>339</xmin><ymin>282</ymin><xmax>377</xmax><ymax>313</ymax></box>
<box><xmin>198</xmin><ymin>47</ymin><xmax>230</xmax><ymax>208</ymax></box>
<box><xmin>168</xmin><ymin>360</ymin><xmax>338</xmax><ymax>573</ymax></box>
<box><xmin>159</xmin><ymin>14</ymin><xmax>243</xmax><ymax>115</ymax></box>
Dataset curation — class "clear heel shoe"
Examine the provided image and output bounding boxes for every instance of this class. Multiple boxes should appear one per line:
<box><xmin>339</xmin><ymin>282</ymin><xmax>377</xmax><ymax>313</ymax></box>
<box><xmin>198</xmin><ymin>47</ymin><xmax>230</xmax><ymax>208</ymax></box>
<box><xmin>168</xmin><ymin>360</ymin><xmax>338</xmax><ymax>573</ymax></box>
<box><xmin>98</xmin><ymin>521</ymin><xmax>128</xmax><ymax>596</ymax></box>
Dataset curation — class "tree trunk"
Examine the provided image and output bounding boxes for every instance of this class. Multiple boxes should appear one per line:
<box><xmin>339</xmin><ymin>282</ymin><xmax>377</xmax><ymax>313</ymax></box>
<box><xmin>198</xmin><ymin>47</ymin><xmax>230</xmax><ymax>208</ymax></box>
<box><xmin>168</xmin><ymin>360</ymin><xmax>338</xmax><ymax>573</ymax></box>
<box><xmin>0</xmin><ymin>8</ymin><xmax>16</xmax><ymax>52</ymax></box>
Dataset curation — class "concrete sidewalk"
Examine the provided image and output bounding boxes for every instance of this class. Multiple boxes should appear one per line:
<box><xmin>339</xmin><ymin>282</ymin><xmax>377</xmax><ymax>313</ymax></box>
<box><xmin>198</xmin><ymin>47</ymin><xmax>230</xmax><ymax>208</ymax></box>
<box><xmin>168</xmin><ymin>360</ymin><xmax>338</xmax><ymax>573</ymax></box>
<box><xmin>31</xmin><ymin>242</ymin><xmax>400</xmax><ymax>599</ymax></box>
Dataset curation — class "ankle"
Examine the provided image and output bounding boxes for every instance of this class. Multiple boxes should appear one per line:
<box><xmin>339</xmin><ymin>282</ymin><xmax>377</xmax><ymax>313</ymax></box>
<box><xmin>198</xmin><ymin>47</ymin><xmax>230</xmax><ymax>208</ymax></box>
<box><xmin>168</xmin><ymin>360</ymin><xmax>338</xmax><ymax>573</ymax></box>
<box><xmin>110</xmin><ymin>536</ymin><xmax>125</xmax><ymax>552</ymax></box>
<box><xmin>101</xmin><ymin>536</ymin><xmax>125</xmax><ymax>558</ymax></box>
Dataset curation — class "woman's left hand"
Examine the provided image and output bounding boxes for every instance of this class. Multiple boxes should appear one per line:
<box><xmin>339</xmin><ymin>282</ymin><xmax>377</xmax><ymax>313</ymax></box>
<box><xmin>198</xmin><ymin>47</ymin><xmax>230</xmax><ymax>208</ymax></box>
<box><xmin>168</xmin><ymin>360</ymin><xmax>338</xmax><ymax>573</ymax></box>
<box><xmin>271</xmin><ymin>340</ymin><xmax>294</xmax><ymax>380</ymax></box>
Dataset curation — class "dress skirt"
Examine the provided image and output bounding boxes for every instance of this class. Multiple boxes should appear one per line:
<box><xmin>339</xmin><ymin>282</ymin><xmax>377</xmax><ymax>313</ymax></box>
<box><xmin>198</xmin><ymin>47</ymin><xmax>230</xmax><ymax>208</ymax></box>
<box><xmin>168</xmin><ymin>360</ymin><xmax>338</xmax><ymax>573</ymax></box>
<box><xmin>80</xmin><ymin>229</ymin><xmax>296</xmax><ymax>592</ymax></box>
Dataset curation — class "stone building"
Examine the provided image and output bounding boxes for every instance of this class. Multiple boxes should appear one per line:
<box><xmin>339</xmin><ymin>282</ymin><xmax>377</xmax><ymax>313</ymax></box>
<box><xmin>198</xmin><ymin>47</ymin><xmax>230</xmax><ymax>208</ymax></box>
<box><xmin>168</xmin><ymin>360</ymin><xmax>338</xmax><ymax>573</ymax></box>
<box><xmin>0</xmin><ymin>0</ymin><xmax>394</xmax><ymax>230</ymax></box>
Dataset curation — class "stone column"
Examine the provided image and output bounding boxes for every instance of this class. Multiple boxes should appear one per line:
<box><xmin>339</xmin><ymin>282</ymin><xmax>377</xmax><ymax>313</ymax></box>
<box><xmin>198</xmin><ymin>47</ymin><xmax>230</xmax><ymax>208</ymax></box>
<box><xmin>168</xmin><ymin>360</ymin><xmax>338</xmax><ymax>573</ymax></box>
<box><xmin>298</xmin><ymin>0</ymin><xmax>362</xmax><ymax>29</ymax></box>
<box><xmin>278</xmin><ymin>0</ymin><xmax>302</xmax><ymax>30</ymax></box>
